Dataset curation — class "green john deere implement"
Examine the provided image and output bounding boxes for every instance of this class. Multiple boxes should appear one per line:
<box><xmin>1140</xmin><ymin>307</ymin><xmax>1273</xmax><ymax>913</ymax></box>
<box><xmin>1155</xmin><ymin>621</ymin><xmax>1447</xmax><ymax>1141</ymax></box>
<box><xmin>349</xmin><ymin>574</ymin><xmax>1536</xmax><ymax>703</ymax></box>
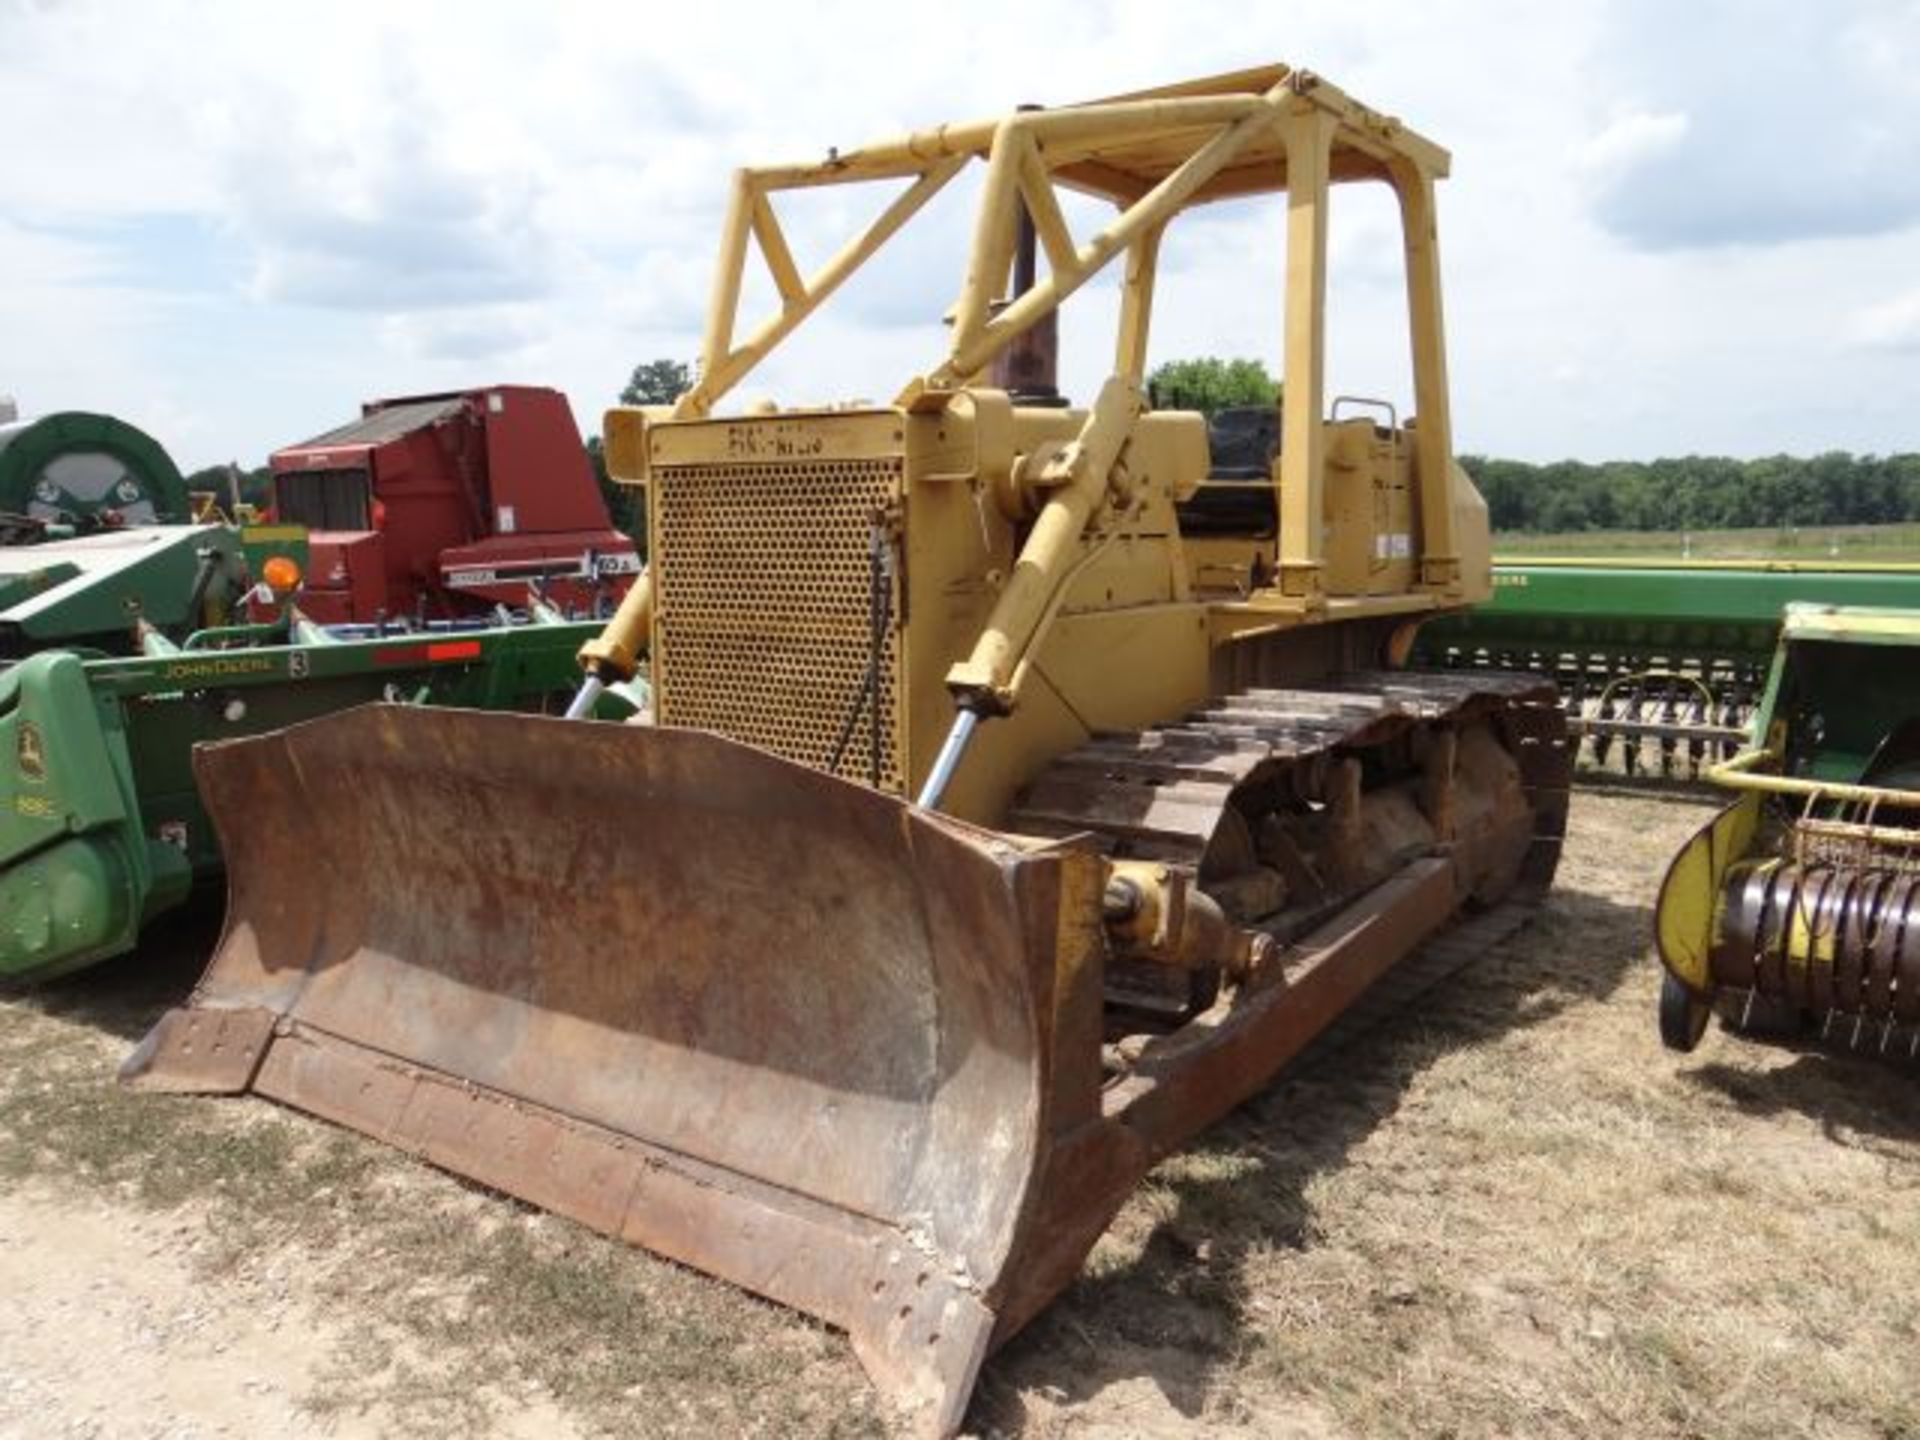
<box><xmin>0</xmin><ymin>523</ymin><xmax>303</xmax><ymax>658</ymax></box>
<box><xmin>1416</xmin><ymin>557</ymin><xmax>1920</xmax><ymax>779</ymax></box>
<box><xmin>0</xmin><ymin>409</ymin><xmax>193</xmax><ymax>539</ymax></box>
<box><xmin>0</xmin><ymin>523</ymin><xmax>636</xmax><ymax>983</ymax></box>
<box><xmin>1654</xmin><ymin>603</ymin><xmax>1920</xmax><ymax>1058</ymax></box>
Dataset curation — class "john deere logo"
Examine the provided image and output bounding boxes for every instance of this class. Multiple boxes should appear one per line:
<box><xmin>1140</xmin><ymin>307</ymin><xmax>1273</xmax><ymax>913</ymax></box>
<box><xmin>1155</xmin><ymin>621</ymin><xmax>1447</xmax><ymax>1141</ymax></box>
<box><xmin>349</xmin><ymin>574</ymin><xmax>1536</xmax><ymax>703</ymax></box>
<box><xmin>16</xmin><ymin>723</ymin><xmax>45</xmax><ymax>783</ymax></box>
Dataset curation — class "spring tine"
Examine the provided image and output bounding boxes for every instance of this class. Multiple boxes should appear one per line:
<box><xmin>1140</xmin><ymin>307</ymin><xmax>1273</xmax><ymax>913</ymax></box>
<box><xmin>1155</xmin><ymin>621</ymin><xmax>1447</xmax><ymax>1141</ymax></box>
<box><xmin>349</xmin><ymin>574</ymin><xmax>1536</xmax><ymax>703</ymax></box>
<box><xmin>1810</xmin><ymin>870</ymin><xmax>1855</xmax><ymax>1014</ymax></box>
<box><xmin>1836</xmin><ymin>872</ymin><xmax>1879</xmax><ymax>1012</ymax></box>
<box><xmin>1658</xmin><ymin>684</ymin><xmax>1679</xmax><ymax>776</ymax></box>
<box><xmin>1758</xmin><ymin>865</ymin><xmax>1801</xmax><ymax>1003</ymax></box>
<box><xmin>1868</xmin><ymin>875</ymin><xmax>1912</xmax><ymax>1018</ymax></box>
<box><xmin>1895</xmin><ymin>892</ymin><xmax>1920</xmax><ymax>1028</ymax></box>
<box><xmin>1740</xmin><ymin>987</ymin><xmax>1756</xmax><ymax>1029</ymax></box>
<box><xmin>1782</xmin><ymin>868</ymin><xmax>1817</xmax><ymax>1010</ymax></box>
<box><xmin>1724</xmin><ymin>862</ymin><xmax>1765</xmax><ymax>991</ymax></box>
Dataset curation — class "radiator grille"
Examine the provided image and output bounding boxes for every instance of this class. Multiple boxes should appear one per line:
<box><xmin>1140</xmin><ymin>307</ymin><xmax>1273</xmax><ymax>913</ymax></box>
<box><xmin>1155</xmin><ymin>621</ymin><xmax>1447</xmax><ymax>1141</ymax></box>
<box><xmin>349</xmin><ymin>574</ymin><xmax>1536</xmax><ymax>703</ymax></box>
<box><xmin>653</xmin><ymin>457</ymin><xmax>905</xmax><ymax>794</ymax></box>
<box><xmin>275</xmin><ymin>468</ymin><xmax>372</xmax><ymax>531</ymax></box>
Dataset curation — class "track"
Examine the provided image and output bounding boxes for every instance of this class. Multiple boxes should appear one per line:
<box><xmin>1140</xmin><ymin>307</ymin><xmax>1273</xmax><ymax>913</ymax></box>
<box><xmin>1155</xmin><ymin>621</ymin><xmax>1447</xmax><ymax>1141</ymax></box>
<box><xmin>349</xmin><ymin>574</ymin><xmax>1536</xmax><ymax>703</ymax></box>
<box><xmin>1010</xmin><ymin>670</ymin><xmax>1570</xmax><ymax>1025</ymax></box>
<box><xmin>1013</xmin><ymin>669</ymin><xmax>1568</xmax><ymax>887</ymax></box>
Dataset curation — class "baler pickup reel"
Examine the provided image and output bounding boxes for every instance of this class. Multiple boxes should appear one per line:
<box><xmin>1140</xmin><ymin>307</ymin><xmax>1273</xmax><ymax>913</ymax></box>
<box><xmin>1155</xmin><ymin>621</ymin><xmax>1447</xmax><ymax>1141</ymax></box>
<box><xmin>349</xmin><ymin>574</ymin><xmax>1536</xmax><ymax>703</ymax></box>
<box><xmin>1656</xmin><ymin>604</ymin><xmax>1920</xmax><ymax>1056</ymax></box>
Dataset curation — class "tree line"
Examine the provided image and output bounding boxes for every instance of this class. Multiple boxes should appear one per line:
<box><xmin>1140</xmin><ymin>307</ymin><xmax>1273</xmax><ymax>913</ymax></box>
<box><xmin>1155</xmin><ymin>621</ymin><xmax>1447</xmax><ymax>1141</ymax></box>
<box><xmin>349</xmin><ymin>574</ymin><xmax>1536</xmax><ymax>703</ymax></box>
<box><xmin>182</xmin><ymin>463</ymin><xmax>274</xmax><ymax>510</ymax></box>
<box><xmin>186</xmin><ymin>357</ymin><xmax>1920</xmax><ymax>542</ymax></box>
<box><xmin>1461</xmin><ymin>452</ymin><xmax>1920</xmax><ymax>534</ymax></box>
<box><xmin>1148</xmin><ymin>359</ymin><xmax>1920</xmax><ymax>536</ymax></box>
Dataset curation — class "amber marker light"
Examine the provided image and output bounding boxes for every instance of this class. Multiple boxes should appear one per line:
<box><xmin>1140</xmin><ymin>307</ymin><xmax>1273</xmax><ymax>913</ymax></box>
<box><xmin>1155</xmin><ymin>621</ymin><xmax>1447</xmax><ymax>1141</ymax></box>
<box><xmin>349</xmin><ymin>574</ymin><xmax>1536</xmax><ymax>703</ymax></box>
<box><xmin>261</xmin><ymin>555</ymin><xmax>303</xmax><ymax>595</ymax></box>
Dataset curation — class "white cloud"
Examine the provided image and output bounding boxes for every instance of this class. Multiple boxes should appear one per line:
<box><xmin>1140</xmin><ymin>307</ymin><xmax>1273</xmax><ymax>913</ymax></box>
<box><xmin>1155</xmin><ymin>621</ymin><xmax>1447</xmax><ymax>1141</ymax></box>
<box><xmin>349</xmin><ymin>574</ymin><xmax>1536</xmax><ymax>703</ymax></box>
<box><xmin>1850</xmin><ymin>290</ymin><xmax>1920</xmax><ymax>353</ymax></box>
<box><xmin>4</xmin><ymin>0</ymin><xmax>1919</xmax><ymax>471</ymax></box>
<box><xmin>1582</xmin><ymin>0</ymin><xmax>1920</xmax><ymax>249</ymax></box>
<box><xmin>1578</xmin><ymin>110</ymin><xmax>1689</xmax><ymax>178</ymax></box>
<box><xmin>379</xmin><ymin>307</ymin><xmax>547</xmax><ymax>364</ymax></box>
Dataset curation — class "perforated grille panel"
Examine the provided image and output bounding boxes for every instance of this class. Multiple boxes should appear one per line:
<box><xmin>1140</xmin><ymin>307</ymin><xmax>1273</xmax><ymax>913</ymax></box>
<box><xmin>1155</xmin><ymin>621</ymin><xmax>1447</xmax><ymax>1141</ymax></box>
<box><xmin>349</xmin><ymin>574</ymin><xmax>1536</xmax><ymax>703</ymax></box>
<box><xmin>653</xmin><ymin>457</ymin><xmax>905</xmax><ymax>794</ymax></box>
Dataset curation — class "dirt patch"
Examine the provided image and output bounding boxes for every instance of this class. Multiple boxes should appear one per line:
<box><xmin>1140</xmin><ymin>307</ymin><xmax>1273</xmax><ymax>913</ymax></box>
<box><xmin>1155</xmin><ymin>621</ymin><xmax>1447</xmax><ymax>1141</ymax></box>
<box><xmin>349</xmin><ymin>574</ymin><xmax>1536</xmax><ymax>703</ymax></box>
<box><xmin>0</xmin><ymin>912</ymin><xmax>884</xmax><ymax>1439</ymax></box>
<box><xmin>0</xmin><ymin>1181</ymin><xmax>579</xmax><ymax>1440</ymax></box>
<box><xmin>3</xmin><ymin>791</ymin><xmax>1919</xmax><ymax>1437</ymax></box>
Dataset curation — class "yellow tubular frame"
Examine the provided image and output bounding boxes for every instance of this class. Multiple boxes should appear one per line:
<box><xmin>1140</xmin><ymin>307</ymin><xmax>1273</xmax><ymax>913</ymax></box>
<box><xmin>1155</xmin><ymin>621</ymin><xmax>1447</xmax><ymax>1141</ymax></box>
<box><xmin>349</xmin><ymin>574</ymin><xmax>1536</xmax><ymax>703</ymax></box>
<box><xmin>1708</xmin><ymin>746</ymin><xmax>1920</xmax><ymax>809</ymax></box>
<box><xmin>659</xmin><ymin>66</ymin><xmax>1460</xmax><ymax>604</ymax></box>
<box><xmin>597</xmin><ymin>66</ymin><xmax>1468</xmax><ymax>702</ymax></box>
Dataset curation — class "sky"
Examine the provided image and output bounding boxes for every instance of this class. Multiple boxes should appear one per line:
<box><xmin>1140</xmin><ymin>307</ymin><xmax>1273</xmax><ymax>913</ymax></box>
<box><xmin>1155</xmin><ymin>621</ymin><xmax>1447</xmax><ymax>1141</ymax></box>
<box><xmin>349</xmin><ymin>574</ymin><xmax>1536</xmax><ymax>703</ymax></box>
<box><xmin>2</xmin><ymin>0</ymin><xmax>1917</xmax><ymax>471</ymax></box>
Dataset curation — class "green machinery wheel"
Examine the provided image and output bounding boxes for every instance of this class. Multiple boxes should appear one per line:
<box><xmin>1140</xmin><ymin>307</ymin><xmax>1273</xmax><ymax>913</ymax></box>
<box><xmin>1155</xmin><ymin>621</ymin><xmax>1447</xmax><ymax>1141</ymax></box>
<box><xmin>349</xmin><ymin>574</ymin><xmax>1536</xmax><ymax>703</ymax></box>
<box><xmin>0</xmin><ymin>411</ymin><xmax>190</xmax><ymax>535</ymax></box>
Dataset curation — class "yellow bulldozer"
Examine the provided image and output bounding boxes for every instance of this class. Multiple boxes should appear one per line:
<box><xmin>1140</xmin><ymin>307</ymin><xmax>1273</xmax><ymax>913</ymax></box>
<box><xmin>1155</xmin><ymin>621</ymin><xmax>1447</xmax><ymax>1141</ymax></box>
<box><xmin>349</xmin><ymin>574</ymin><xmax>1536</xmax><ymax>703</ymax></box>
<box><xmin>125</xmin><ymin>65</ymin><xmax>1569</xmax><ymax>1436</ymax></box>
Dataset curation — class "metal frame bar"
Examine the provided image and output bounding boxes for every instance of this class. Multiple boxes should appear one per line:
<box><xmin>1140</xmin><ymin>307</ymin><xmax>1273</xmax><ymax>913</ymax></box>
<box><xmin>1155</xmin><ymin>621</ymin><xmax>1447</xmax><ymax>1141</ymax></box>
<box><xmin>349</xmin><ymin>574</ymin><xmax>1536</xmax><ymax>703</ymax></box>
<box><xmin>1276</xmin><ymin>106</ymin><xmax>1337</xmax><ymax>598</ymax></box>
<box><xmin>1113</xmin><ymin>222</ymin><xmax>1165</xmax><ymax>383</ymax></box>
<box><xmin>680</xmin><ymin>158</ymin><xmax>968</xmax><ymax>418</ymax></box>
<box><xmin>943</xmin><ymin>99</ymin><xmax>1306</xmax><ymax>389</ymax></box>
<box><xmin>1392</xmin><ymin>158</ymin><xmax>1459</xmax><ymax>590</ymax></box>
<box><xmin>665</xmin><ymin>68</ymin><xmax>1461</xmax><ymax>593</ymax></box>
<box><xmin>1709</xmin><ymin>745</ymin><xmax>1920</xmax><ymax>808</ymax></box>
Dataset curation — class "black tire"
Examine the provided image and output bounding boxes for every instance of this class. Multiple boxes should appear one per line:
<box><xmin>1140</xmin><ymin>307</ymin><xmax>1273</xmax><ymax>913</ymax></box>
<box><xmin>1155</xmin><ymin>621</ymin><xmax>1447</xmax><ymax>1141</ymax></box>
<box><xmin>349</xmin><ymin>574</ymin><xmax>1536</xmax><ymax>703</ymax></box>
<box><xmin>1659</xmin><ymin>971</ymin><xmax>1712</xmax><ymax>1052</ymax></box>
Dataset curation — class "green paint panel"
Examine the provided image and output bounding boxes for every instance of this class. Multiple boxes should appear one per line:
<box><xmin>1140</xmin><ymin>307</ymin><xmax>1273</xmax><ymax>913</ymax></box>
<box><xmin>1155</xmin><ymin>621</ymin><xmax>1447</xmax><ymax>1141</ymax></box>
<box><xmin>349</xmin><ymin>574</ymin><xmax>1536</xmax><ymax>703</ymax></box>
<box><xmin>0</xmin><ymin>836</ymin><xmax>145</xmax><ymax>983</ymax></box>
<box><xmin>0</xmin><ymin>561</ymin><xmax>81</xmax><ymax>613</ymax></box>
<box><xmin>0</xmin><ymin>411</ymin><xmax>190</xmax><ymax>527</ymax></box>
<box><xmin>0</xmin><ymin>650</ymin><xmax>177</xmax><ymax>980</ymax></box>
<box><xmin>1750</xmin><ymin>606</ymin><xmax>1920</xmax><ymax>787</ymax></box>
<box><xmin>1419</xmin><ymin>560</ymin><xmax>1920</xmax><ymax>669</ymax></box>
<box><xmin>0</xmin><ymin>525</ymin><xmax>262</xmax><ymax>657</ymax></box>
<box><xmin>0</xmin><ymin>616</ymin><xmax>620</xmax><ymax>982</ymax></box>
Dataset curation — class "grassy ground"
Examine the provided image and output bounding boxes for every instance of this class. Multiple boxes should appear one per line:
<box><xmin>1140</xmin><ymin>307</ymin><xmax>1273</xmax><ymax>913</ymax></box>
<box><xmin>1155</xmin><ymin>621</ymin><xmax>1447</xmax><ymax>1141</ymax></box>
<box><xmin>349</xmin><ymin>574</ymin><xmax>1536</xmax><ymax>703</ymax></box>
<box><xmin>0</xmin><ymin>913</ymin><xmax>885</xmax><ymax>1438</ymax></box>
<box><xmin>1495</xmin><ymin>521</ymin><xmax>1920</xmax><ymax>563</ymax></box>
<box><xmin>3</xmin><ymin>790</ymin><xmax>1919</xmax><ymax>1437</ymax></box>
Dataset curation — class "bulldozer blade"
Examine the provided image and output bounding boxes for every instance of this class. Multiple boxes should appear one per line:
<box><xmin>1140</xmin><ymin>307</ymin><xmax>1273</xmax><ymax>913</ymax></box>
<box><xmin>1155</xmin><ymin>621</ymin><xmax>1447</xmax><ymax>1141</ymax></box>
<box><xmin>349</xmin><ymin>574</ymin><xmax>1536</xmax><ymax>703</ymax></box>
<box><xmin>125</xmin><ymin>703</ymin><xmax>1518</xmax><ymax>1434</ymax></box>
<box><xmin>123</xmin><ymin>704</ymin><xmax>1113</xmax><ymax>1437</ymax></box>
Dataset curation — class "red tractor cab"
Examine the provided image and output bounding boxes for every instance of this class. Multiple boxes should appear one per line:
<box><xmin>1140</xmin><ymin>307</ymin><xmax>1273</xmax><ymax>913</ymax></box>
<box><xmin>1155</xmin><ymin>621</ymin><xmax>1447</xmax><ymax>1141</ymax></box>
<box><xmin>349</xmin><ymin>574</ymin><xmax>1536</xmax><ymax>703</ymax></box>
<box><xmin>268</xmin><ymin>386</ymin><xmax>637</xmax><ymax>624</ymax></box>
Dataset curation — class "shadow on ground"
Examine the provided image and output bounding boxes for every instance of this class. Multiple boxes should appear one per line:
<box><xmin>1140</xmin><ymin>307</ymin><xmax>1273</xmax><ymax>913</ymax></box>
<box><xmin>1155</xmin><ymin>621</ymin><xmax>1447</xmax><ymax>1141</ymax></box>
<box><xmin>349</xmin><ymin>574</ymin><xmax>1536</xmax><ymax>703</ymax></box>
<box><xmin>1684</xmin><ymin>1052</ymin><xmax>1920</xmax><ymax>1148</ymax></box>
<box><xmin>969</xmin><ymin>883</ymin><xmax>1655</xmax><ymax>1435</ymax></box>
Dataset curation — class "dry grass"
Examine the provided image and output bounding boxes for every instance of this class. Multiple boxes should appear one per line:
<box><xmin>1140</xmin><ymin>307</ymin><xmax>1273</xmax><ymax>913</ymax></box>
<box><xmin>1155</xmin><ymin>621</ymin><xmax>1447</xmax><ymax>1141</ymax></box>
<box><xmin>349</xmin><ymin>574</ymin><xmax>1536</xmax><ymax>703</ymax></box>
<box><xmin>981</xmin><ymin>792</ymin><xmax>1920</xmax><ymax>1438</ymax></box>
<box><xmin>4</xmin><ymin>792</ymin><xmax>1920</xmax><ymax>1438</ymax></box>
<box><xmin>0</xmin><ymin>914</ymin><xmax>885</xmax><ymax>1438</ymax></box>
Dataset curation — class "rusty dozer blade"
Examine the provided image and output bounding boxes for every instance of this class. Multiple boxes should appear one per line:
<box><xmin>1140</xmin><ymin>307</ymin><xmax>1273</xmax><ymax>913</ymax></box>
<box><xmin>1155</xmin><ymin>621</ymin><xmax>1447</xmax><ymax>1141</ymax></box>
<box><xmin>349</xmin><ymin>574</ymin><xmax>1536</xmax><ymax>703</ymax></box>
<box><xmin>125</xmin><ymin>705</ymin><xmax>1107</xmax><ymax>1434</ymax></box>
<box><xmin>125</xmin><ymin>704</ymin><xmax>1518</xmax><ymax>1435</ymax></box>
